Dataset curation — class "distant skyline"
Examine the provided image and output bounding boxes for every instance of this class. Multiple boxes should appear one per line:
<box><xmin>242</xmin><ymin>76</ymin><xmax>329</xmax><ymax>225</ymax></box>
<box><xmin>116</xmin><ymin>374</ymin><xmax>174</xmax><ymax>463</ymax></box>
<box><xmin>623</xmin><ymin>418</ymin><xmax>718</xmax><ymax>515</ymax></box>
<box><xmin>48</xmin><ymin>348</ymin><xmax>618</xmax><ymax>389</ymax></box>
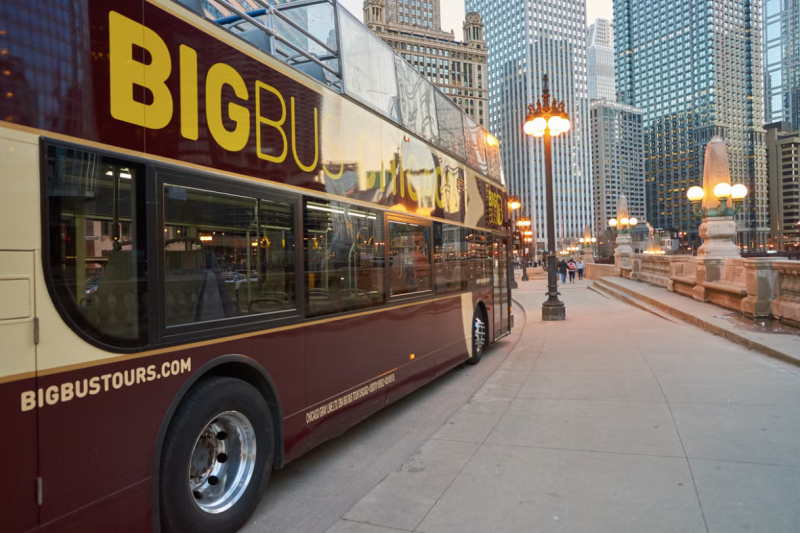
<box><xmin>339</xmin><ymin>0</ymin><xmax>613</xmax><ymax>33</ymax></box>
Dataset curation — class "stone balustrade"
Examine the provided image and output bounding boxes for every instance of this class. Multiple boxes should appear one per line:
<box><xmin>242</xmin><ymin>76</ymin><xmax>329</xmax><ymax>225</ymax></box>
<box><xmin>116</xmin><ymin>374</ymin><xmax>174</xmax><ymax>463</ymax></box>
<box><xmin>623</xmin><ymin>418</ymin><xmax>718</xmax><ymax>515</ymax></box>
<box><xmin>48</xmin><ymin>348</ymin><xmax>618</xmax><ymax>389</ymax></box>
<box><xmin>772</xmin><ymin>261</ymin><xmax>800</xmax><ymax>326</ymax></box>
<box><xmin>584</xmin><ymin>263</ymin><xmax>616</xmax><ymax>280</ymax></box>
<box><xmin>631</xmin><ymin>255</ymin><xmax>670</xmax><ymax>287</ymax></box>
<box><xmin>600</xmin><ymin>251</ymin><xmax>800</xmax><ymax>324</ymax></box>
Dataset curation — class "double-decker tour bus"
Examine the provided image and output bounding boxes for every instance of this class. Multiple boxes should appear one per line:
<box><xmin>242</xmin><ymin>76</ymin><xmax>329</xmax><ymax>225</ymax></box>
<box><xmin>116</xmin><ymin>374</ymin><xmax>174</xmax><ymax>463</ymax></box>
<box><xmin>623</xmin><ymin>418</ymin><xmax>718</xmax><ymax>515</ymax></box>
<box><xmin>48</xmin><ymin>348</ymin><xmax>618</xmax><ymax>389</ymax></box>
<box><xmin>1</xmin><ymin>0</ymin><xmax>511</xmax><ymax>531</ymax></box>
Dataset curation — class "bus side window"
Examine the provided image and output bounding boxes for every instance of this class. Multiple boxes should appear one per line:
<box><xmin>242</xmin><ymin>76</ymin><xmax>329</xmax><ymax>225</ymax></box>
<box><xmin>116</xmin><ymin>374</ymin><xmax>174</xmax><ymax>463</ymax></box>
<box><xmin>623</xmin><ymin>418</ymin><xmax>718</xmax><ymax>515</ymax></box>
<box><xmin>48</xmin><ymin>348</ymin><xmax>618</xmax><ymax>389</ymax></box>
<box><xmin>163</xmin><ymin>185</ymin><xmax>296</xmax><ymax>326</ymax></box>
<box><xmin>303</xmin><ymin>200</ymin><xmax>385</xmax><ymax>317</ymax></box>
<box><xmin>45</xmin><ymin>146</ymin><xmax>148</xmax><ymax>347</ymax></box>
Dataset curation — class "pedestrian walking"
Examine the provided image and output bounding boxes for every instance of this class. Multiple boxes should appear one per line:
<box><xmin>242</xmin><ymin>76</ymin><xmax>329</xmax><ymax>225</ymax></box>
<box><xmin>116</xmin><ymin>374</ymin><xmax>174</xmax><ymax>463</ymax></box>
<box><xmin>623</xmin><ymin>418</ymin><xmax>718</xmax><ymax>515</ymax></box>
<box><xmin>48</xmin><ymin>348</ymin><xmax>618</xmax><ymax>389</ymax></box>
<box><xmin>577</xmin><ymin>259</ymin><xmax>585</xmax><ymax>280</ymax></box>
<box><xmin>557</xmin><ymin>258</ymin><xmax>567</xmax><ymax>284</ymax></box>
<box><xmin>567</xmin><ymin>258</ymin><xmax>576</xmax><ymax>283</ymax></box>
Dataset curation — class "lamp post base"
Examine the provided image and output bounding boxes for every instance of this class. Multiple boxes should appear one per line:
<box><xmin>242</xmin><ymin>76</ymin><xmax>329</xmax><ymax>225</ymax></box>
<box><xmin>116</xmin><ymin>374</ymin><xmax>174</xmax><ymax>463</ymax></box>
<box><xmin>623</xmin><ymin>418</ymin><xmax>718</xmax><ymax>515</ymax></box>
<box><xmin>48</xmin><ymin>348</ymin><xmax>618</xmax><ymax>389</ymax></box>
<box><xmin>542</xmin><ymin>300</ymin><xmax>566</xmax><ymax>321</ymax></box>
<box><xmin>521</xmin><ymin>272</ymin><xmax>529</xmax><ymax>281</ymax></box>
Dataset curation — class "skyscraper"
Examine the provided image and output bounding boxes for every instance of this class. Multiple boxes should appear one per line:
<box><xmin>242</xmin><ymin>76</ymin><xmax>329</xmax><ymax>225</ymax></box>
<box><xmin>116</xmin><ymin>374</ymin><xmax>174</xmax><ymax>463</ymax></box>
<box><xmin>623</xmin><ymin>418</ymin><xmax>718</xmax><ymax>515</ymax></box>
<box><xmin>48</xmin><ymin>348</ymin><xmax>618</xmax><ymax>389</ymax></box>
<box><xmin>467</xmin><ymin>0</ymin><xmax>593</xmax><ymax>249</ymax></box>
<box><xmin>765</xmin><ymin>122</ymin><xmax>800</xmax><ymax>249</ymax></box>
<box><xmin>763</xmin><ymin>0</ymin><xmax>800</xmax><ymax>130</ymax></box>
<box><xmin>364</xmin><ymin>0</ymin><xmax>489</xmax><ymax>125</ymax></box>
<box><xmin>587</xmin><ymin>19</ymin><xmax>616</xmax><ymax>101</ymax></box>
<box><xmin>590</xmin><ymin>100</ymin><xmax>646</xmax><ymax>236</ymax></box>
<box><xmin>616</xmin><ymin>0</ymin><xmax>769</xmax><ymax>250</ymax></box>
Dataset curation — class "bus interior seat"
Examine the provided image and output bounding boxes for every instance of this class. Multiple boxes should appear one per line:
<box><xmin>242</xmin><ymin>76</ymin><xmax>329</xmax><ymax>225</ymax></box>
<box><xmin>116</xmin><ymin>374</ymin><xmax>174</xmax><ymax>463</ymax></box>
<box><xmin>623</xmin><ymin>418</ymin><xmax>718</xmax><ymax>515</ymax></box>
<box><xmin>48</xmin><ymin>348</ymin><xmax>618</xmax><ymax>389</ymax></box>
<box><xmin>86</xmin><ymin>250</ymin><xmax>140</xmax><ymax>339</ymax></box>
<box><xmin>239</xmin><ymin>27</ymin><xmax>274</xmax><ymax>55</ymax></box>
<box><xmin>293</xmin><ymin>56</ymin><xmax>328</xmax><ymax>85</ymax></box>
<box><xmin>164</xmin><ymin>249</ymin><xmax>238</xmax><ymax>325</ymax></box>
<box><xmin>308</xmin><ymin>288</ymin><xmax>336</xmax><ymax>316</ymax></box>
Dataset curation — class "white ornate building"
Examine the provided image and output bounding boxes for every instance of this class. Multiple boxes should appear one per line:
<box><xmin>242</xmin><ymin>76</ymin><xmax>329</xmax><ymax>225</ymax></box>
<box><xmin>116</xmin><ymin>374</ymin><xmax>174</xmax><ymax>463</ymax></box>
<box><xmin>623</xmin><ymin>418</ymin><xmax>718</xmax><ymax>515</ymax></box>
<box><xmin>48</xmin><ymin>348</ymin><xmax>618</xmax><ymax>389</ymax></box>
<box><xmin>363</xmin><ymin>0</ymin><xmax>489</xmax><ymax>126</ymax></box>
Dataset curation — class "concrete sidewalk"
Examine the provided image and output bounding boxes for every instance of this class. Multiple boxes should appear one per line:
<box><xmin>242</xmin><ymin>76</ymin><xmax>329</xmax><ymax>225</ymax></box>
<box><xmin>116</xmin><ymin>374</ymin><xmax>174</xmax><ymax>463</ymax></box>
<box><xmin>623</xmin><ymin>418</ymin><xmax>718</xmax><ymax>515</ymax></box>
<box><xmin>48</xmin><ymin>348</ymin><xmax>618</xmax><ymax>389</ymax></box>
<box><xmin>326</xmin><ymin>277</ymin><xmax>800</xmax><ymax>533</ymax></box>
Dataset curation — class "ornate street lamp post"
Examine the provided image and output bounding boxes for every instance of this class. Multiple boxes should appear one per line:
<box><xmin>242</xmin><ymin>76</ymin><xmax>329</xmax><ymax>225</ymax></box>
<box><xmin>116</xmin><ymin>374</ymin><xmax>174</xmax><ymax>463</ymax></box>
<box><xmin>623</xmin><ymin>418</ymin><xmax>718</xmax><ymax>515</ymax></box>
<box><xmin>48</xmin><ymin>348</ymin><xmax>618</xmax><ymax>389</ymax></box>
<box><xmin>523</xmin><ymin>74</ymin><xmax>571</xmax><ymax>321</ymax></box>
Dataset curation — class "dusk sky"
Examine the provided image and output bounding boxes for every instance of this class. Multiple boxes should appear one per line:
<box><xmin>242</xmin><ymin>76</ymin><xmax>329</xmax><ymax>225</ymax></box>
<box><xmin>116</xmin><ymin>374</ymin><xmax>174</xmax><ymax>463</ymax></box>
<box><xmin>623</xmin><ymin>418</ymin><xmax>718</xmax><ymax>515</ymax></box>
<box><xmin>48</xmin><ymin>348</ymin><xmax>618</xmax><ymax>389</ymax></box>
<box><xmin>339</xmin><ymin>0</ymin><xmax>614</xmax><ymax>33</ymax></box>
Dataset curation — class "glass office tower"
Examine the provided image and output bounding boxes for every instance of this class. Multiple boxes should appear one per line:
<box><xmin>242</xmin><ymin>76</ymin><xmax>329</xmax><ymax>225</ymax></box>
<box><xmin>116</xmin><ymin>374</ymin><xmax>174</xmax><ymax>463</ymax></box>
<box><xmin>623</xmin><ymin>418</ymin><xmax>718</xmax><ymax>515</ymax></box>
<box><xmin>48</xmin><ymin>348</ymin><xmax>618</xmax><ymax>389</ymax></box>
<box><xmin>616</xmin><ymin>0</ymin><xmax>769</xmax><ymax>250</ymax></box>
<box><xmin>467</xmin><ymin>0</ymin><xmax>592</xmax><ymax>252</ymax></box>
<box><xmin>587</xmin><ymin>18</ymin><xmax>616</xmax><ymax>101</ymax></box>
<box><xmin>764</xmin><ymin>0</ymin><xmax>800</xmax><ymax>130</ymax></box>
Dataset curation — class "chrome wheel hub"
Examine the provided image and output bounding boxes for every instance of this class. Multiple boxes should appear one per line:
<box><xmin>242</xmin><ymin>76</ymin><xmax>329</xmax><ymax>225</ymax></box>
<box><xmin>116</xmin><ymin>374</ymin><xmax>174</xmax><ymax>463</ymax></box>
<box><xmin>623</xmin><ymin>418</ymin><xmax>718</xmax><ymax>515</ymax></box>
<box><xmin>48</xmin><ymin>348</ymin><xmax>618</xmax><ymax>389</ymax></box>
<box><xmin>474</xmin><ymin>317</ymin><xmax>486</xmax><ymax>353</ymax></box>
<box><xmin>189</xmin><ymin>411</ymin><xmax>256</xmax><ymax>514</ymax></box>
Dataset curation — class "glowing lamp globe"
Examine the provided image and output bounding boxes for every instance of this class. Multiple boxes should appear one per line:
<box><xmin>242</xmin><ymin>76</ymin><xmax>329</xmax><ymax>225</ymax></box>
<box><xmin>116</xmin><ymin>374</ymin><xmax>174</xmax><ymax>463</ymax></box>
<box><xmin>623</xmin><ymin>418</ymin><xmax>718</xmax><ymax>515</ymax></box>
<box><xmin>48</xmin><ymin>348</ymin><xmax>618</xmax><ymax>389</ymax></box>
<box><xmin>731</xmin><ymin>183</ymin><xmax>748</xmax><ymax>200</ymax></box>
<box><xmin>687</xmin><ymin>186</ymin><xmax>705</xmax><ymax>202</ymax></box>
<box><xmin>713</xmin><ymin>182</ymin><xmax>732</xmax><ymax>199</ymax></box>
<box><xmin>560</xmin><ymin>118</ymin><xmax>571</xmax><ymax>133</ymax></box>
<box><xmin>629</xmin><ymin>217</ymin><xmax>638</xmax><ymax>226</ymax></box>
<box><xmin>547</xmin><ymin>116</ymin><xmax>562</xmax><ymax>134</ymax></box>
<box><xmin>620</xmin><ymin>217</ymin><xmax>629</xmax><ymax>226</ymax></box>
<box><xmin>608</xmin><ymin>218</ymin><xmax>618</xmax><ymax>227</ymax></box>
<box><xmin>524</xmin><ymin>117</ymin><xmax>546</xmax><ymax>136</ymax></box>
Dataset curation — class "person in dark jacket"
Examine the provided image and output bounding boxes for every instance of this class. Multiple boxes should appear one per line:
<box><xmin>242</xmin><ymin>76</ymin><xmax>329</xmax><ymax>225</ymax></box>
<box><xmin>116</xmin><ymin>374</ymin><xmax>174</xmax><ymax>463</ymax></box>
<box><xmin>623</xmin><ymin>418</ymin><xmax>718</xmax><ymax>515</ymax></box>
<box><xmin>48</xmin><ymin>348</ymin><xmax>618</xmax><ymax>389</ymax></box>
<box><xmin>557</xmin><ymin>259</ymin><xmax>568</xmax><ymax>284</ymax></box>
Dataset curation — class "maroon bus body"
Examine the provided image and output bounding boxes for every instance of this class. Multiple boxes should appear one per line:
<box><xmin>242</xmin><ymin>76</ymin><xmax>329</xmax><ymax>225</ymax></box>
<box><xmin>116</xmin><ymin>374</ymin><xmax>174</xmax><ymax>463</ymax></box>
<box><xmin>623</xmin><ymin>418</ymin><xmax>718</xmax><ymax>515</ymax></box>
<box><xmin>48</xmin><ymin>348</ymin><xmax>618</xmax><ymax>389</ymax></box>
<box><xmin>1</xmin><ymin>1</ymin><xmax>510</xmax><ymax>531</ymax></box>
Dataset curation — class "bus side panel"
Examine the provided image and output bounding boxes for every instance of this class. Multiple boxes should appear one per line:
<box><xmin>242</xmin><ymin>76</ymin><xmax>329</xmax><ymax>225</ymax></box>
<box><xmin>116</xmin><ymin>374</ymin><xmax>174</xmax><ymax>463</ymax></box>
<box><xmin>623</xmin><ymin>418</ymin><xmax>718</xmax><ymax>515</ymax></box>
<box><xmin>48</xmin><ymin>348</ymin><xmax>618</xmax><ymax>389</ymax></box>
<box><xmin>33</xmin><ymin>330</ymin><xmax>304</xmax><ymax>526</ymax></box>
<box><xmin>4</xmin><ymin>377</ymin><xmax>39</xmax><ymax>532</ymax></box>
<box><xmin>285</xmin><ymin>297</ymin><xmax>466</xmax><ymax>462</ymax></box>
<box><xmin>303</xmin><ymin>296</ymin><xmax>464</xmax><ymax>407</ymax></box>
<box><xmin>38</xmin><ymin>480</ymin><xmax>150</xmax><ymax>533</ymax></box>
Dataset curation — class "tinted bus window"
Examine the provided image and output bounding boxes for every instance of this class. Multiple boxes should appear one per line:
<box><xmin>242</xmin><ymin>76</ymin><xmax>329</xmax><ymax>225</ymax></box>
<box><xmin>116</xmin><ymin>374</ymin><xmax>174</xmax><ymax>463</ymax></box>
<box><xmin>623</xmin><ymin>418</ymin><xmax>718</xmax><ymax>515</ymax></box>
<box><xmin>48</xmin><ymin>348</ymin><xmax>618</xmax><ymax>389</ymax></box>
<box><xmin>304</xmin><ymin>200</ymin><xmax>385</xmax><ymax>317</ymax></box>
<box><xmin>469</xmin><ymin>231</ymin><xmax>492</xmax><ymax>289</ymax></box>
<box><xmin>434</xmin><ymin>223</ymin><xmax>468</xmax><ymax>294</ymax></box>
<box><xmin>45</xmin><ymin>146</ymin><xmax>147</xmax><ymax>346</ymax></box>
<box><xmin>389</xmin><ymin>220</ymin><xmax>432</xmax><ymax>296</ymax></box>
<box><xmin>163</xmin><ymin>186</ymin><xmax>295</xmax><ymax>326</ymax></box>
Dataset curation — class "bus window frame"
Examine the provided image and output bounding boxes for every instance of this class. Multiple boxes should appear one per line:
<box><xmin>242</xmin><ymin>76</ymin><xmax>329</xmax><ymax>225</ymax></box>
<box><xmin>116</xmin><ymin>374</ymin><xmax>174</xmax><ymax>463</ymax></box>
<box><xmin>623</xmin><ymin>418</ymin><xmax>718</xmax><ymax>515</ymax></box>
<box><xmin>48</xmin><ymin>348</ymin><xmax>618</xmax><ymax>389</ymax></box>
<box><xmin>152</xmin><ymin>167</ymin><xmax>305</xmax><ymax>343</ymax></box>
<box><xmin>385</xmin><ymin>213</ymin><xmax>434</xmax><ymax>302</ymax></box>
<box><xmin>40</xmin><ymin>138</ymin><xmax>151</xmax><ymax>354</ymax></box>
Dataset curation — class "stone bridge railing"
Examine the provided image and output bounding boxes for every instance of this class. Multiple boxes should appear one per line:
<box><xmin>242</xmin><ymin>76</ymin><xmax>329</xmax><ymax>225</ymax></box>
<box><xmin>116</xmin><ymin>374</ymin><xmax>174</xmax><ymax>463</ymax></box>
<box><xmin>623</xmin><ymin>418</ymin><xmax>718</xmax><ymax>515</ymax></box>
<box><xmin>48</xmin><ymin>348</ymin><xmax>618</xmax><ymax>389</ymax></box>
<box><xmin>773</xmin><ymin>262</ymin><xmax>800</xmax><ymax>327</ymax></box>
<box><xmin>591</xmin><ymin>252</ymin><xmax>800</xmax><ymax>325</ymax></box>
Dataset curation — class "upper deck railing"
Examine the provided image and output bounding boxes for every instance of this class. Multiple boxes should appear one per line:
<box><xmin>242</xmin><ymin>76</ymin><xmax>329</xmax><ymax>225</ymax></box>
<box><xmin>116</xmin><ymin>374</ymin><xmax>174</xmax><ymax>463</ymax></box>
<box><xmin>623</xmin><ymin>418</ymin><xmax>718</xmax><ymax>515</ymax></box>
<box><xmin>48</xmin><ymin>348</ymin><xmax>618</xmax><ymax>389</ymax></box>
<box><xmin>174</xmin><ymin>0</ymin><xmax>503</xmax><ymax>184</ymax></box>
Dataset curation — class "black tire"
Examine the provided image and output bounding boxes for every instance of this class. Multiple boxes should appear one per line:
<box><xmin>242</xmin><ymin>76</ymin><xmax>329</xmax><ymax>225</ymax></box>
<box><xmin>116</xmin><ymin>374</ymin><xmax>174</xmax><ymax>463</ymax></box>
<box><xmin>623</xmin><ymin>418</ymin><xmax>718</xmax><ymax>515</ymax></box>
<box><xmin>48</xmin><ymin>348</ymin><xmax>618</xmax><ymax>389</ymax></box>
<box><xmin>466</xmin><ymin>307</ymin><xmax>487</xmax><ymax>365</ymax></box>
<box><xmin>160</xmin><ymin>377</ymin><xmax>274</xmax><ymax>533</ymax></box>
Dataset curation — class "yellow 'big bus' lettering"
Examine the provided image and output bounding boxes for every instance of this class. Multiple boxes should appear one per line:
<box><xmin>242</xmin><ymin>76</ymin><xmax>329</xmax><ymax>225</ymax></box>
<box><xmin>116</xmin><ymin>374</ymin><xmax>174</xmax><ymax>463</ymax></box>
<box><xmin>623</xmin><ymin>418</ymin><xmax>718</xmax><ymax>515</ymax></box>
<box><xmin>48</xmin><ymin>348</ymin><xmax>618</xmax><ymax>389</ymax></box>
<box><xmin>179</xmin><ymin>45</ymin><xmax>199</xmax><ymax>140</ymax></box>
<box><xmin>207</xmin><ymin>63</ymin><xmax>250</xmax><ymax>152</ymax></box>
<box><xmin>291</xmin><ymin>97</ymin><xmax>319</xmax><ymax>172</ymax></box>
<box><xmin>255</xmin><ymin>81</ymin><xmax>288</xmax><ymax>163</ymax></box>
<box><xmin>109</xmin><ymin>11</ymin><xmax>173</xmax><ymax>129</ymax></box>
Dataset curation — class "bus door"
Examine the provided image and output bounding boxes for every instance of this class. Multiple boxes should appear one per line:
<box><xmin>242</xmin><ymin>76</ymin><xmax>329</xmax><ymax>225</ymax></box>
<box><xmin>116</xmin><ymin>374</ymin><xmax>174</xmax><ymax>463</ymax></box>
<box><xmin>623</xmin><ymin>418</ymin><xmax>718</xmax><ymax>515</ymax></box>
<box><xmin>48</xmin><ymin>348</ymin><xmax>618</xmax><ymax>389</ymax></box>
<box><xmin>492</xmin><ymin>237</ymin><xmax>509</xmax><ymax>339</ymax></box>
<box><xmin>1</xmin><ymin>251</ymin><xmax>39</xmax><ymax>531</ymax></box>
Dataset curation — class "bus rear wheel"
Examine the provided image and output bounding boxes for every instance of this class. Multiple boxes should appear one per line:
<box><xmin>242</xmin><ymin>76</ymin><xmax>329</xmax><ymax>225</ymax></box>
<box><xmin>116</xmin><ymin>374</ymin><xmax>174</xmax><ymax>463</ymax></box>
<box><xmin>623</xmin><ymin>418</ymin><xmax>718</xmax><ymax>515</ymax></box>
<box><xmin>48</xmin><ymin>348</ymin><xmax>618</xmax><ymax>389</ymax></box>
<box><xmin>466</xmin><ymin>308</ymin><xmax>487</xmax><ymax>365</ymax></box>
<box><xmin>160</xmin><ymin>377</ymin><xmax>273</xmax><ymax>533</ymax></box>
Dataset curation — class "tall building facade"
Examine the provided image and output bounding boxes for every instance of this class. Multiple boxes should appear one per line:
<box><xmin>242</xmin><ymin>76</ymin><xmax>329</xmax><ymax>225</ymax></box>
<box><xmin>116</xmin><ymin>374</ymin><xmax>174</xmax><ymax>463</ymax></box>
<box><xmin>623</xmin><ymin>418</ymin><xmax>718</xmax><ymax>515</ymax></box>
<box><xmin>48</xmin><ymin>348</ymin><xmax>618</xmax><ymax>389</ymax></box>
<box><xmin>384</xmin><ymin>0</ymin><xmax>441</xmax><ymax>29</ymax></box>
<box><xmin>616</xmin><ymin>0</ymin><xmax>769</xmax><ymax>249</ymax></box>
<box><xmin>364</xmin><ymin>0</ymin><xmax>488</xmax><ymax>125</ymax></box>
<box><xmin>587</xmin><ymin>19</ymin><xmax>616</xmax><ymax>101</ymax></box>
<box><xmin>766</xmin><ymin>122</ymin><xmax>800</xmax><ymax>249</ymax></box>
<box><xmin>466</xmin><ymin>0</ymin><xmax>593</xmax><ymax>248</ymax></box>
<box><xmin>591</xmin><ymin>100</ymin><xmax>646</xmax><ymax>235</ymax></box>
<box><xmin>763</xmin><ymin>0</ymin><xmax>800</xmax><ymax>130</ymax></box>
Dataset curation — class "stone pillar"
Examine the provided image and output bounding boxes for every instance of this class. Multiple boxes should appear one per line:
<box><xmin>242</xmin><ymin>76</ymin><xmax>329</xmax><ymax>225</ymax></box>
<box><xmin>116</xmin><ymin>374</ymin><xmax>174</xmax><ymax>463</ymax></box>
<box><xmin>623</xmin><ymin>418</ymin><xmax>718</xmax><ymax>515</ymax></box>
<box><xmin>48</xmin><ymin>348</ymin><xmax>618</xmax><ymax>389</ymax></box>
<box><xmin>742</xmin><ymin>258</ymin><xmax>779</xmax><ymax>318</ymax></box>
<box><xmin>614</xmin><ymin>233</ymin><xmax>632</xmax><ymax>272</ymax></box>
<box><xmin>696</xmin><ymin>216</ymin><xmax>740</xmax><ymax>258</ymax></box>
